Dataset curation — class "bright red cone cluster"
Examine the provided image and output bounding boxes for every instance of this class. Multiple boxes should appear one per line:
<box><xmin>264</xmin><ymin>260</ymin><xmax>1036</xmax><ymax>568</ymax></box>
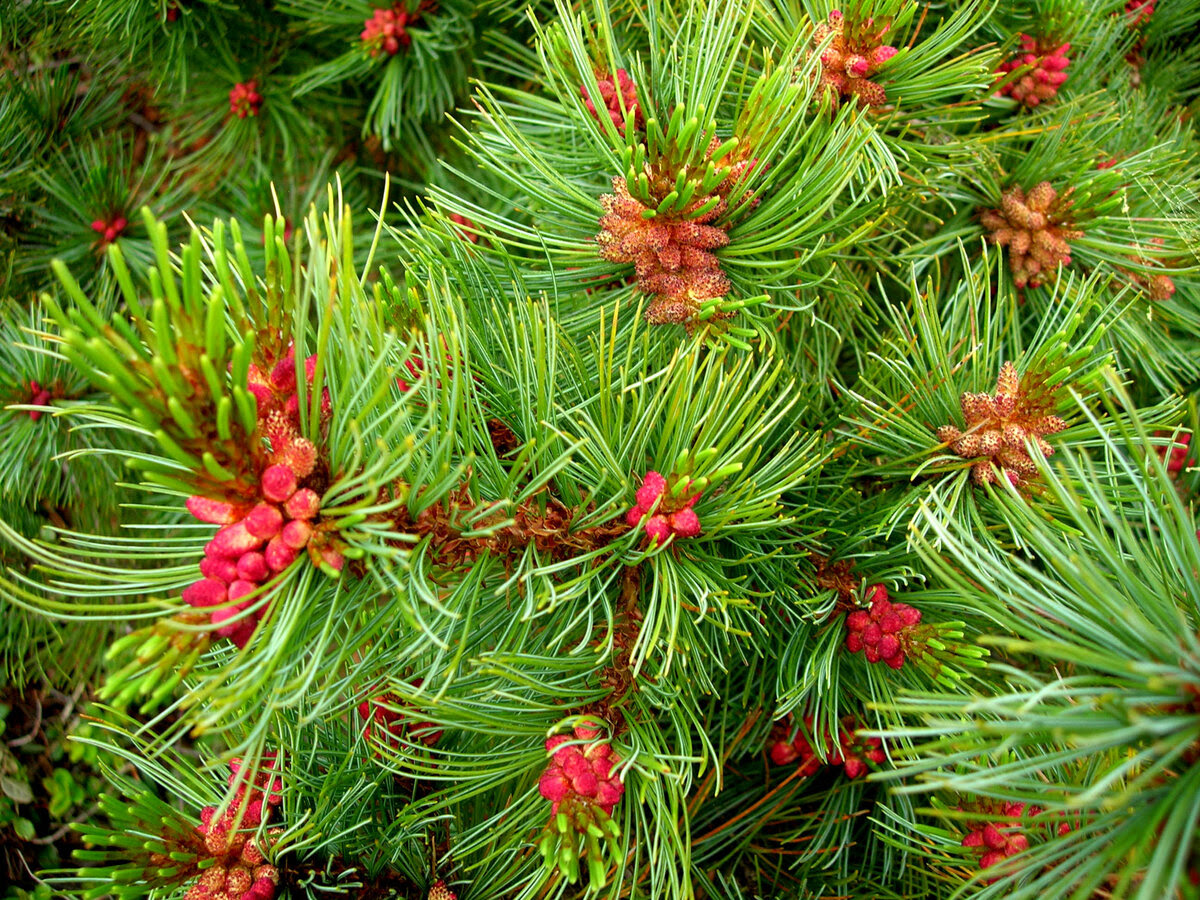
<box><xmin>581</xmin><ymin>69</ymin><xmax>642</xmax><ymax>134</ymax></box>
<box><xmin>962</xmin><ymin>801</ymin><xmax>1035</xmax><ymax>878</ymax></box>
<box><xmin>357</xmin><ymin>687</ymin><xmax>443</xmax><ymax>752</ymax></box>
<box><xmin>184</xmin><ymin>470</ymin><xmax>324</xmax><ymax>646</ymax></box>
<box><xmin>1126</xmin><ymin>0</ymin><xmax>1156</xmax><ymax>27</ymax></box>
<box><xmin>362</xmin><ymin>4</ymin><xmax>417</xmax><ymax>57</ymax></box>
<box><xmin>90</xmin><ymin>214</ymin><xmax>127</xmax><ymax>246</ymax></box>
<box><xmin>427</xmin><ymin>881</ymin><xmax>456</xmax><ymax>900</ymax></box>
<box><xmin>229</xmin><ymin>81</ymin><xmax>262</xmax><ymax>118</ymax></box>
<box><xmin>996</xmin><ymin>35</ymin><xmax>1070</xmax><ymax>108</ymax></box>
<box><xmin>626</xmin><ymin>471</ymin><xmax>702</xmax><ymax>543</ymax></box>
<box><xmin>1156</xmin><ymin>431</ymin><xmax>1190</xmax><ymax>474</ymax></box>
<box><xmin>21</xmin><ymin>380</ymin><xmax>54</xmax><ymax>421</ymax></box>
<box><xmin>183</xmin><ymin>346</ymin><xmax>335</xmax><ymax>647</ymax></box>
<box><xmin>186</xmin><ymin>757</ymin><xmax>282</xmax><ymax>900</ymax></box>
<box><xmin>538</xmin><ymin>725</ymin><xmax>624</xmax><ymax>816</ymax></box>
<box><xmin>767</xmin><ymin>716</ymin><xmax>886</xmax><ymax>779</ymax></box>
<box><xmin>845</xmin><ymin>583</ymin><xmax>922</xmax><ymax>669</ymax></box>
<box><xmin>448</xmin><ymin>212</ymin><xmax>479</xmax><ymax>243</ymax></box>
<box><xmin>811</xmin><ymin>9</ymin><xmax>897</xmax><ymax>110</ymax></box>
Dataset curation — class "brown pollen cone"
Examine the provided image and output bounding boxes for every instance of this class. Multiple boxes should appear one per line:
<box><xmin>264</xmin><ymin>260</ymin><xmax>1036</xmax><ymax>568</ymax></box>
<box><xmin>597</xmin><ymin>178</ymin><xmax>730</xmax><ymax>326</ymax></box>
<box><xmin>1120</xmin><ymin>238</ymin><xmax>1176</xmax><ymax>301</ymax></box>
<box><xmin>936</xmin><ymin>362</ymin><xmax>1067</xmax><ymax>486</ymax></box>
<box><xmin>980</xmin><ymin>182</ymin><xmax>1083</xmax><ymax>289</ymax></box>
<box><xmin>596</xmin><ymin>140</ymin><xmax>757</xmax><ymax>327</ymax></box>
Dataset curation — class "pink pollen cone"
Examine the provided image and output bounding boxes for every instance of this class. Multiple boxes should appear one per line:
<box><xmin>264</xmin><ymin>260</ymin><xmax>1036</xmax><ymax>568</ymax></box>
<box><xmin>571</xmin><ymin>771</ymin><xmax>599</xmax><ymax>796</ymax></box>
<box><xmin>207</xmin><ymin>522</ymin><xmax>265</xmax><ymax>558</ymax></box>
<box><xmin>260</xmin><ymin>464</ymin><xmax>298</xmax><ymax>503</ymax></box>
<box><xmin>243</xmin><ymin>503</ymin><xmax>284</xmax><ymax>539</ymax></box>
<box><xmin>280</xmin><ymin>519</ymin><xmax>313</xmax><ymax>550</ymax></box>
<box><xmin>275</xmin><ymin>438</ymin><xmax>317</xmax><ymax>479</ymax></box>
<box><xmin>200</xmin><ymin>556</ymin><xmax>239</xmax><ymax>583</ymax></box>
<box><xmin>183</xmin><ymin>578</ymin><xmax>227</xmax><ymax>608</ymax></box>
<box><xmin>237</xmin><ymin>552</ymin><xmax>270</xmax><ymax>582</ymax></box>
<box><xmin>284</xmin><ymin>488</ymin><xmax>321</xmax><ymax>520</ymax></box>
<box><xmin>538</xmin><ymin>769</ymin><xmax>570</xmax><ymax>802</ymax></box>
<box><xmin>635</xmin><ymin>471</ymin><xmax>667</xmax><ymax>509</ymax></box>
<box><xmin>770</xmin><ymin>741</ymin><xmax>799</xmax><ymax>765</ymax></box>
<box><xmin>228</xmin><ymin>579</ymin><xmax>258</xmax><ymax>603</ymax></box>
<box><xmin>669</xmin><ymin>507</ymin><xmax>701</xmax><ymax>537</ymax></box>
<box><xmin>871</xmin><ymin>46</ymin><xmax>898</xmax><ymax>66</ymax></box>
<box><xmin>561</xmin><ymin>753</ymin><xmax>590</xmax><ymax>779</ymax></box>
<box><xmin>595</xmin><ymin>780</ymin><xmax>623</xmax><ymax>811</ymax></box>
<box><xmin>210</xmin><ymin>606</ymin><xmax>243</xmax><ymax>634</ymax></box>
<box><xmin>269</xmin><ymin>354</ymin><xmax>297</xmax><ymax>393</ymax></box>
<box><xmin>265</xmin><ymin>536</ymin><xmax>298</xmax><ymax>572</ymax></box>
<box><xmin>187</xmin><ymin>496</ymin><xmax>243</xmax><ymax>525</ymax></box>
<box><xmin>644</xmin><ymin>515</ymin><xmax>671</xmax><ymax>543</ymax></box>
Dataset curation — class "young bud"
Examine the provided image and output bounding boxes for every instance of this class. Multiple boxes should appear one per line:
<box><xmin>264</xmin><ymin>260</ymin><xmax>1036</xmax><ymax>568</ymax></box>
<box><xmin>236</xmin><ymin>551</ymin><xmax>270</xmax><ymax>582</ymax></box>
<box><xmin>280</xmin><ymin>519</ymin><xmax>313</xmax><ymax>550</ymax></box>
<box><xmin>187</xmin><ymin>496</ymin><xmax>245</xmax><ymax>525</ymax></box>
<box><xmin>260</xmin><ymin>465</ymin><xmax>297</xmax><ymax>503</ymax></box>
<box><xmin>182</xmin><ymin>578</ymin><xmax>227</xmax><ymax>608</ymax></box>
<box><xmin>200</xmin><ymin>556</ymin><xmax>239</xmax><ymax>583</ymax></box>
<box><xmin>243</xmin><ymin>504</ymin><xmax>284</xmax><ymax>540</ymax></box>
<box><xmin>265</xmin><ymin>536</ymin><xmax>298</xmax><ymax>572</ymax></box>
<box><xmin>283</xmin><ymin>488</ymin><xmax>320</xmax><ymax>520</ymax></box>
<box><xmin>206</xmin><ymin>522</ymin><xmax>265</xmax><ymax>559</ymax></box>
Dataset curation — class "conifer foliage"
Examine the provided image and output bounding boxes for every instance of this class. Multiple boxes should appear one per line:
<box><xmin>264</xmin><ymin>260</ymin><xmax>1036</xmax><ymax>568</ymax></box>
<box><xmin>2</xmin><ymin>0</ymin><xmax>1200</xmax><ymax>899</ymax></box>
